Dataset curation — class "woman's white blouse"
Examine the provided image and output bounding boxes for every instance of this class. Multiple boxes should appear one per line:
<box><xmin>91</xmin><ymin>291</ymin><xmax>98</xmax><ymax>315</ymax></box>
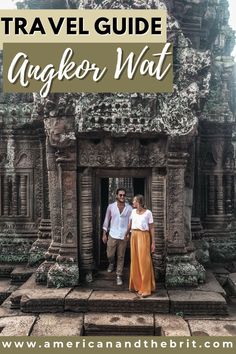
<box><xmin>130</xmin><ymin>209</ymin><xmax>153</xmax><ymax>231</ymax></box>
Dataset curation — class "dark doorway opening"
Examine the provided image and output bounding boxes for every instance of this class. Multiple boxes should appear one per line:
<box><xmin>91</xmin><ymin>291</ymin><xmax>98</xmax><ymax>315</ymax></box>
<box><xmin>96</xmin><ymin>174</ymin><xmax>148</xmax><ymax>269</ymax></box>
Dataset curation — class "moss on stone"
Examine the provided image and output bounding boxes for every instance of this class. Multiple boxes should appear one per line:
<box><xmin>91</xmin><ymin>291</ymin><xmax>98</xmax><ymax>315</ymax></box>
<box><xmin>47</xmin><ymin>263</ymin><xmax>79</xmax><ymax>288</ymax></box>
<box><xmin>165</xmin><ymin>263</ymin><xmax>198</xmax><ymax>287</ymax></box>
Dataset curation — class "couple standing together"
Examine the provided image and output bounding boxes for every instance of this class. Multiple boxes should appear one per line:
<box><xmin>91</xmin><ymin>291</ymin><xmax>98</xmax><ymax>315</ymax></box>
<box><xmin>102</xmin><ymin>188</ymin><xmax>155</xmax><ymax>298</ymax></box>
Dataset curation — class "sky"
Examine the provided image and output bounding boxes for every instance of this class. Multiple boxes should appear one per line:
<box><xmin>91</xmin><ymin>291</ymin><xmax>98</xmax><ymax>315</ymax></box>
<box><xmin>0</xmin><ymin>0</ymin><xmax>236</xmax><ymax>58</ymax></box>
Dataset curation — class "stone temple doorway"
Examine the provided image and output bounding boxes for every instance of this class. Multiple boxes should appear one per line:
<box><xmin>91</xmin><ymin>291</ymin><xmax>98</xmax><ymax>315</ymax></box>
<box><xmin>94</xmin><ymin>169</ymin><xmax>151</xmax><ymax>269</ymax></box>
<box><xmin>77</xmin><ymin>137</ymin><xmax>167</xmax><ymax>283</ymax></box>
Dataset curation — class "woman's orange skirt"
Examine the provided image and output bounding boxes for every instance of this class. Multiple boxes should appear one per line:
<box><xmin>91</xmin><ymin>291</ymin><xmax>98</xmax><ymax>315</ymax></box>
<box><xmin>129</xmin><ymin>229</ymin><xmax>155</xmax><ymax>296</ymax></box>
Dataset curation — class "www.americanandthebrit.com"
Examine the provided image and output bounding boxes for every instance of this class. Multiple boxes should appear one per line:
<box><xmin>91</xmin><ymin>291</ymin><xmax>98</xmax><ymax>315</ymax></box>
<box><xmin>0</xmin><ymin>338</ymin><xmax>234</xmax><ymax>350</ymax></box>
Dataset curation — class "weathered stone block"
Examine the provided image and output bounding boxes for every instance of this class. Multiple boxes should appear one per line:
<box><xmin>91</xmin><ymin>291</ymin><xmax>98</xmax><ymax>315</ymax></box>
<box><xmin>20</xmin><ymin>287</ymin><xmax>72</xmax><ymax>312</ymax></box>
<box><xmin>0</xmin><ymin>316</ymin><xmax>36</xmax><ymax>336</ymax></box>
<box><xmin>84</xmin><ymin>313</ymin><xmax>154</xmax><ymax>336</ymax></box>
<box><xmin>9</xmin><ymin>274</ymin><xmax>45</xmax><ymax>309</ymax></box>
<box><xmin>188</xmin><ymin>319</ymin><xmax>236</xmax><ymax>336</ymax></box>
<box><xmin>169</xmin><ymin>290</ymin><xmax>228</xmax><ymax>316</ymax></box>
<box><xmin>0</xmin><ymin>279</ymin><xmax>18</xmax><ymax>305</ymax></box>
<box><xmin>196</xmin><ymin>271</ymin><xmax>226</xmax><ymax>296</ymax></box>
<box><xmin>226</xmin><ymin>273</ymin><xmax>236</xmax><ymax>297</ymax></box>
<box><xmin>155</xmin><ymin>314</ymin><xmax>190</xmax><ymax>336</ymax></box>
<box><xmin>65</xmin><ymin>288</ymin><xmax>93</xmax><ymax>312</ymax></box>
<box><xmin>10</xmin><ymin>265</ymin><xmax>35</xmax><ymax>284</ymax></box>
<box><xmin>30</xmin><ymin>313</ymin><xmax>83</xmax><ymax>336</ymax></box>
<box><xmin>0</xmin><ymin>265</ymin><xmax>15</xmax><ymax>278</ymax></box>
<box><xmin>88</xmin><ymin>290</ymin><xmax>169</xmax><ymax>314</ymax></box>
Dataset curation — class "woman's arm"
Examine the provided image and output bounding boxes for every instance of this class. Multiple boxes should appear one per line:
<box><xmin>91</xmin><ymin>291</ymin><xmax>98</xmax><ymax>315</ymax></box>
<box><xmin>149</xmin><ymin>223</ymin><xmax>155</xmax><ymax>253</ymax></box>
<box><xmin>125</xmin><ymin>220</ymin><xmax>132</xmax><ymax>240</ymax></box>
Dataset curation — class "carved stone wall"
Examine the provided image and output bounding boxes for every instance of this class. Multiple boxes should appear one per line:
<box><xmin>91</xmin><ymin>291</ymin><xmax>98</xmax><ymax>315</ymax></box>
<box><xmin>198</xmin><ymin>122</ymin><xmax>236</xmax><ymax>262</ymax></box>
<box><xmin>0</xmin><ymin>129</ymin><xmax>43</xmax><ymax>263</ymax></box>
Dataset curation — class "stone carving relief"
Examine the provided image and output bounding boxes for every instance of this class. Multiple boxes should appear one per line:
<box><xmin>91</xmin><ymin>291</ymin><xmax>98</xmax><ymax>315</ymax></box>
<box><xmin>223</xmin><ymin>144</ymin><xmax>235</xmax><ymax>171</ymax></box>
<box><xmin>78</xmin><ymin>138</ymin><xmax>166</xmax><ymax>167</ymax></box>
<box><xmin>44</xmin><ymin>117</ymin><xmax>76</xmax><ymax>149</ymax></box>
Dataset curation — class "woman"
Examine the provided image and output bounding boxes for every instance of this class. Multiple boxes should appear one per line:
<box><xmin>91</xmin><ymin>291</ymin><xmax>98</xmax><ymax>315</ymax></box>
<box><xmin>126</xmin><ymin>194</ymin><xmax>155</xmax><ymax>298</ymax></box>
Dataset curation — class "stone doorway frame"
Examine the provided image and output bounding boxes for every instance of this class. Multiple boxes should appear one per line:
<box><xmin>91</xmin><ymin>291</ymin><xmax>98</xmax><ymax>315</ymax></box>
<box><xmin>77</xmin><ymin>166</ymin><xmax>167</xmax><ymax>281</ymax></box>
<box><xmin>93</xmin><ymin>168</ymin><xmax>152</xmax><ymax>268</ymax></box>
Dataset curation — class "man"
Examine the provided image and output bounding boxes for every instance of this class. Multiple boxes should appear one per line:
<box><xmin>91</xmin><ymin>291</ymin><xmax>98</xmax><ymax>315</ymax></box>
<box><xmin>102</xmin><ymin>188</ymin><xmax>133</xmax><ymax>285</ymax></box>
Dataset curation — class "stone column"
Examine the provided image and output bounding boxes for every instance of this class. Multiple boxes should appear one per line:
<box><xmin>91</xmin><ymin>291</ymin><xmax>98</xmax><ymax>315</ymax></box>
<box><xmin>208</xmin><ymin>175</ymin><xmax>215</xmax><ymax>215</ymax></box>
<box><xmin>225</xmin><ymin>174</ymin><xmax>233</xmax><ymax>214</ymax></box>
<box><xmin>12</xmin><ymin>174</ymin><xmax>18</xmax><ymax>216</ymax></box>
<box><xmin>29</xmin><ymin>134</ymin><xmax>52</xmax><ymax>267</ymax></box>
<box><xmin>151</xmin><ymin>168</ymin><xmax>166</xmax><ymax>280</ymax></box>
<box><xmin>19</xmin><ymin>175</ymin><xmax>27</xmax><ymax>216</ymax></box>
<box><xmin>3</xmin><ymin>175</ymin><xmax>9</xmax><ymax>215</ymax></box>
<box><xmin>165</xmin><ymin>151</ymin><xmax>204</xmax><ymax>287</ymax></box>
<box><xmin>216</xmin><ymin>174</ymin><xmax>224</xmax><ymax>215</ymax></box>
<box><xmin>45</xmin><ymin>116</ymin><xmax>79</xmax><ymax>288</ymax></box>
<box><xmin>79</xmin><ymin>168</ymin><xmax>94</xmax><ymax>282</ymax></box>
<box><xmin>191</xmin><ymin>137</ymin><xmax>204</xmax><ymax>239</ymax></box>
<box><xmin>35</xmin><ymin>139</ymin><xmax>61</xmax><ymax>284</ymax></box>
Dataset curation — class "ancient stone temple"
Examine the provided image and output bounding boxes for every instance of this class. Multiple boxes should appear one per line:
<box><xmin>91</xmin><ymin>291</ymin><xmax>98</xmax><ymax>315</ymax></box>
<box><xmin>0</xmin><ymin>0</ymin><xmax>235</xmax><ymax>290</ymax></box>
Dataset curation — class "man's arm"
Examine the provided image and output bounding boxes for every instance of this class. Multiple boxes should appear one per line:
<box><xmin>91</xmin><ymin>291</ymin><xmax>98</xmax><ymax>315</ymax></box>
<box><xmin>102</xmin><ymin>205</ymin><xmax>111</xmax><ymax>244</ymax></box>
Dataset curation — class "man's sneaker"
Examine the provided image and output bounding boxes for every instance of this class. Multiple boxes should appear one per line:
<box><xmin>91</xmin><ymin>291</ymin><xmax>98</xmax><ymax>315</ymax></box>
<box><xmin>107</xmin><ymin>264</ymin><xmax>114</xmax><ymax>273</ymax></box>
<box><xmin>116</xmin><ymin>276</ymin><xmax>123</xmax><ymax>286</ymax></box>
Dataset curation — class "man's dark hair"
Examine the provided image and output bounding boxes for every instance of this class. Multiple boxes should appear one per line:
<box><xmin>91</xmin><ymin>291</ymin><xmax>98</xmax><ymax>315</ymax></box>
<box><xmin>116</xmin><ymin>188</ymin><xmax>126</xmax><ymax>195</ymax></box>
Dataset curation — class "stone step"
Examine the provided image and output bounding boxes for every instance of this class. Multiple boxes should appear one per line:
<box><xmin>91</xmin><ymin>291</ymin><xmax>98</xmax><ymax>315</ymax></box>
<box><xmin>65</xmin><ymin>289</ymin><xmax>93</xmax><ymax>312</ymax></box>
<box><xmin>196</xmin><ymin>271</ymin><xmax>226</xmax><ymax>297</ymax></box>
<box><xmin>21</xmin><ymin>288</ymin><xmax>169</xmax><ymax>314</ymax></box>
<box><xmin>0</xmin><ymin>265</ymin><xmax>15</xmax><ymax>278</ymax></box>
<box><xmin>8</xmin><ymin>276</ymin><xmax>229</xmax><ymax>316</ymax></box>
<box><xmin>168</xmin><ymin>290</ymin><xmax>228</xmax><ymax>316</ymax></box>
<box><xmin>86</xmin><ymin>290</ymin><xmax>169</xmax><ymax>314</ymax></box>
<box><xmin>225</xmin><ymin>273</ymin><xmax>236</xmax><ymax>297</ymax></box>
<box><xmin>20</xmin><ymin>287</ymin><xmax>72</xmax><ymax>313</ymax></box>
<box><xmin>0</xmin><ymin>279</ymin><xmax>18</xmax><ymax>305</ymax></box>
<box><xmin>10</xmin><ymin>265</ymin><xmax>36</xmax><ymax>285</ymax></box>
<box><xmin>9</xmin><ymin>274</ymin><xmax>45</xmax><ymax>309</ymax></box>
<box><xmin>83</xmin><ymin>313</ymin><xmax>154</xmax><ymax>336</ymax></box>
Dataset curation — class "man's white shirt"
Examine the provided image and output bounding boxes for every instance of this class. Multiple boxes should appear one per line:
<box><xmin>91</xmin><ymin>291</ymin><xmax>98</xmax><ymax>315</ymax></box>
<box><xmin>103</xmin><ymin>202</ymin><xmax>133</xmax><ymax>240</ymax></box>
